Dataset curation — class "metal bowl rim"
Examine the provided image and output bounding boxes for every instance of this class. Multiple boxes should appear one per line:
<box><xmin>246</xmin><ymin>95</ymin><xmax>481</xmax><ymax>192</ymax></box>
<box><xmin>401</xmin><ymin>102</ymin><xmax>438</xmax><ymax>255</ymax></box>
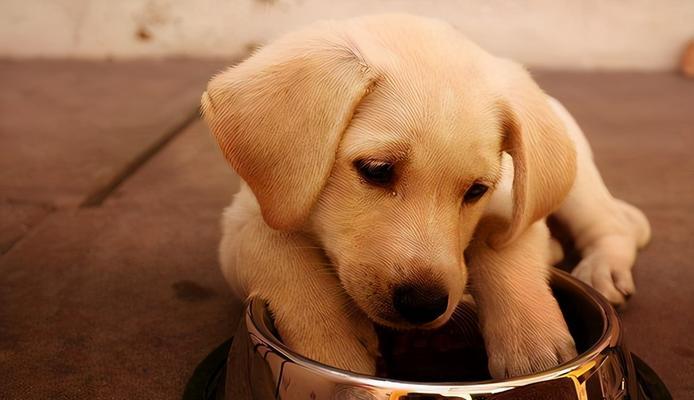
<box><xmin>245</xmin><ymin>269</ymin><xmax>621</xmax><ymax>391</ymax></box>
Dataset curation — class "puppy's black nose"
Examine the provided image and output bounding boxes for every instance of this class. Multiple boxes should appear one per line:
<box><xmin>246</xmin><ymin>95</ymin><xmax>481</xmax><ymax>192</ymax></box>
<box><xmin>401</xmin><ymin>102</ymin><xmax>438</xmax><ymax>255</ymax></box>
<box><xmin>392</xmin><ymin>284</ymin><xmax>449</xmax><ymax>325</ymax></box>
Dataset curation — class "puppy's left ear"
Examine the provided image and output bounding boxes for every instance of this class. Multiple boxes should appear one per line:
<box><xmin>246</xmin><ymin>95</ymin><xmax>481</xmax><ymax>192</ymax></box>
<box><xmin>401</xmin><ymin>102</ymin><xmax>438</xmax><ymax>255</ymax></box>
<box><xmin>489</xmin><ymin>61</ymin><xmax>577</xmax><ymax>248</ymax></box>
<box><xmin>201</xmin><ymin>24</ymin><xmax>378</xmax><ymax>231</ymax></box>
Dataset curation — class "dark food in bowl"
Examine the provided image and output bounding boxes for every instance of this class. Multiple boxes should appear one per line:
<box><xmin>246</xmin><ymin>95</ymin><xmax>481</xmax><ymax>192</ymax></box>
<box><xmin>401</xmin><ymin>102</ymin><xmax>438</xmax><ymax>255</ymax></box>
<box><xmin>376</xmin><ymin>277</ymin><xmax>604</xmax><ymax>382</ymax></box>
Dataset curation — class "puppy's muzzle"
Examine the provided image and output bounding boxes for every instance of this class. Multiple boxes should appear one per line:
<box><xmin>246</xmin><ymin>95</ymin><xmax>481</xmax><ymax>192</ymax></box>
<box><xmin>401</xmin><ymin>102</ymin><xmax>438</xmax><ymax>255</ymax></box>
<box><xmin>392</xmin><ymin>283</ymin><xmax>449</xmax><ymax>325</ymax></box>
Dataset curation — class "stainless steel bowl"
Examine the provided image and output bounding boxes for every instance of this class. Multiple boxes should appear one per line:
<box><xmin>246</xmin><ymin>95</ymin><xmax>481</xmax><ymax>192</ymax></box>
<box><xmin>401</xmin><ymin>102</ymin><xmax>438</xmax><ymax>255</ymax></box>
<box><xmin>218</xmin><ymin>270</ymin><xmax>665</xmax><ymax>400</ymax></box>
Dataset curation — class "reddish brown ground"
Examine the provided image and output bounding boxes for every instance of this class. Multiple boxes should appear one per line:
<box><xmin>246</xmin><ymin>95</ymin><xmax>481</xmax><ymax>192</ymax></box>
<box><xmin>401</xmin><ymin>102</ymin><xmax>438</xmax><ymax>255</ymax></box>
<box><xmin>1</xmin><ymin>61</ymin><xmax>692</xmax><ymax>399</ymax></box>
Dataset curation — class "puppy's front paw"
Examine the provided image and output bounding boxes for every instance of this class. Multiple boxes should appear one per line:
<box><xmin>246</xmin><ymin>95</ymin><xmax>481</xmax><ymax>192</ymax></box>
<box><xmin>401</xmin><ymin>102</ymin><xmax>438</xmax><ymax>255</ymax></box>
<box><xmin>276</xmin><ymin>305</ymin><xmax>379</xmax><ymax>375</ymax></box>
<box><xmin>573</xmin><ymin>199</ymin><xmax>651</xmax><ymax>307</ymax></box>
<box><xmin>572</xmin><ymin>236</ymin><xmax>637</xmax><ymax>307</ymax></box>
<box><xmin>488</xmin><ymin>330</ymin><xmax>576</xmax><ymax>379</ymax></box>
<box><xmin>485</xmin><ymin>307</ymin><xmax>577</xmax><ymax>379</ymax></box>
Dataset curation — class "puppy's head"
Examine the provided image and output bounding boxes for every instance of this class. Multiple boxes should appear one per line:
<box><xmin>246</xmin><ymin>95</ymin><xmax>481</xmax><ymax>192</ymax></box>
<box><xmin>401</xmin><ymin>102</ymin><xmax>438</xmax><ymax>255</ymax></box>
<box><xmin>202</xmin><ymin>15</ymin><xmax>575</xmax><ymax>329</ymax></box>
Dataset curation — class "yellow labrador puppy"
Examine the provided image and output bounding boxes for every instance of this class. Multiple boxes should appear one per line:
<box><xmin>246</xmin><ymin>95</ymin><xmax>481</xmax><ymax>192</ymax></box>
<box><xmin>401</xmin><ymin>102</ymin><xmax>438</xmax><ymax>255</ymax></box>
<box><xmin>201</xmin><ymin>14</ymin><xmax>650</xmax><ymax>378</ymax></box>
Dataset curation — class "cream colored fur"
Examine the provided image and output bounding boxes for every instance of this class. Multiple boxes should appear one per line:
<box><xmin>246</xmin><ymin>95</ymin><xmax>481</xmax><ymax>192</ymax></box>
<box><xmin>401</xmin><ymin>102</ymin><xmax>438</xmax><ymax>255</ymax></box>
<box><xmin>201</xmin><ymin>14</ymin><xmax>651</xmax><ymax>378</ymax></box>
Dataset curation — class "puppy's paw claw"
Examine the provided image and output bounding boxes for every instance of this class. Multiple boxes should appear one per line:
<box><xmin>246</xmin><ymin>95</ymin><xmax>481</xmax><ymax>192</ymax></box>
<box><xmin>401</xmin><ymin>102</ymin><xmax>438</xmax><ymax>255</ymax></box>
<box><xmin>488</xmin><ymin>331</ymin><xmax>577</xmax><ymax>379</ymax></box>
<box><xmin>612</xmin><ymin>268</ymin><xmax>636</xmax><ymax>299</ymax></box>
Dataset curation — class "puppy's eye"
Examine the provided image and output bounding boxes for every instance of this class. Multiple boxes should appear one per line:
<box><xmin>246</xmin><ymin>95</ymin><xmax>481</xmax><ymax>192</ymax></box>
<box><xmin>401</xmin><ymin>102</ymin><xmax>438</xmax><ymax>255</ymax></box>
<box><xmin>354</xmin><ymin>159</ymin><xmax>394</xmax><ymax>187</ymax></box>
<box><xmin>463</xmin><ymin>183</ymin><xmax>488</xmax><ymax>203</ymax></box>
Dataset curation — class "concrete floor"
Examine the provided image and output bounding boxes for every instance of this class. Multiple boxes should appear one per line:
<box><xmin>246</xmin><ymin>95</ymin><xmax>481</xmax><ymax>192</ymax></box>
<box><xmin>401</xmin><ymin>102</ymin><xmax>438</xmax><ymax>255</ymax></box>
<box><xmin>0</xmin><ymin>60</ymin><xmax>692</xmax><ymax>399</ymax></box>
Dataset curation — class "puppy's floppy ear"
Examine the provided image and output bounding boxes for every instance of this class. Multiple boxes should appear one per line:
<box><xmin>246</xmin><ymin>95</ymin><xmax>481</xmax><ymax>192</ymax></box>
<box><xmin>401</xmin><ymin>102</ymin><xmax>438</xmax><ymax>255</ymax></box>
<box><xmin>201</xmin><ymin>24</ymin><xmax>377</xmax><ymax>231</ymax></box>
<box><xmin>490</xmin><ymin>62</ymin><xmax>576</xmax><ymax>248</ymax></box>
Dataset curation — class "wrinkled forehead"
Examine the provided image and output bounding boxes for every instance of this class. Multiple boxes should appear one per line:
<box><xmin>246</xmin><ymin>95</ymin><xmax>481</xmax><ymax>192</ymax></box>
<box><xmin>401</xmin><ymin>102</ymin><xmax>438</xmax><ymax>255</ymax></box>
<box><xmin>340</xmin><ymin>70</ymin><xmax>504</xmax><ymax>177</ymax></box>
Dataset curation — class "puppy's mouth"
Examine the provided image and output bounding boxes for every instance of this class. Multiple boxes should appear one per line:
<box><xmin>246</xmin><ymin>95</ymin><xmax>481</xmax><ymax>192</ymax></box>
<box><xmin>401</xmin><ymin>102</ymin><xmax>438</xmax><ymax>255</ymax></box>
<box><xmin>333</xmin><ymin>258</ymin><xmax>463</xmax><ymax>331</ymax></box>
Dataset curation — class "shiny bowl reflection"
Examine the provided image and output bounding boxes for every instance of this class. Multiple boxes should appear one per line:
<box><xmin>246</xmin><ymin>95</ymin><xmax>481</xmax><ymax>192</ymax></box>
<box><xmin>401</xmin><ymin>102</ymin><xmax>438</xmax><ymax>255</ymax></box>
<box><xmin>233</xmin><ymin>270</ymin><xmax>640</xmax><ymax>399</ymax></box>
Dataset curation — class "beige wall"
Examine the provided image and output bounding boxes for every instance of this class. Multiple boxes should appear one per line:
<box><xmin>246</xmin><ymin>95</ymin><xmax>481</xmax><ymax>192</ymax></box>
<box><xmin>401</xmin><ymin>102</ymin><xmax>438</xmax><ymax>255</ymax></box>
<box><xmin>1</xmin><ymin>0</ymin><xmax>693</xmax><ymax>70</ymax></box>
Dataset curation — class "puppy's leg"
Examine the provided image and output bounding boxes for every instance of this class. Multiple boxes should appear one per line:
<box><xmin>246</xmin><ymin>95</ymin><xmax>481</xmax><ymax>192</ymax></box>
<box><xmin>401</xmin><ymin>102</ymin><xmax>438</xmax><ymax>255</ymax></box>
<box><xmin>549</xmin><ymin>98</ymin><xmax>651</xmax><ymax>306</ymax></box>
<box><xmin>468</xmin><ymin>221</ymin><xmax>577</xmax><ymax>378</ymax></box>
<box><xmin>230</xmin><ymin>217</ymin><xmax>379</xmax><ymax>374</ymax></box>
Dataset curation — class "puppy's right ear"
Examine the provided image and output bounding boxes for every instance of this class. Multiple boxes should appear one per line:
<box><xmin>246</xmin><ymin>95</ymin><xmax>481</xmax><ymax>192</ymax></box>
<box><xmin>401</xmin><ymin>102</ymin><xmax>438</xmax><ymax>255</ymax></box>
<box><xmin>488</xmin><ymin>61</ymin><xmax>576</xmax><ymax>248</ymax></box>
<box><xmin>202</xmin><ymin>23</ymin><xmax>377</xmax><ymax>231</ymax></box>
